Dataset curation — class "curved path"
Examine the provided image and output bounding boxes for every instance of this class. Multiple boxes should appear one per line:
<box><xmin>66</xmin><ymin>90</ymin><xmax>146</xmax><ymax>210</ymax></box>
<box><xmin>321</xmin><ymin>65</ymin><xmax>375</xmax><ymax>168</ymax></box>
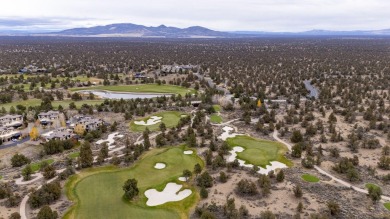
<box><xmin>20</xmin><ymin>168</ymin><xmax>66</xmax><ymax>219</ymax></box>
<box><xmin>273</xmin><ymin>130</ymin><xmax>390</xmax><ymax>202</ymax></box>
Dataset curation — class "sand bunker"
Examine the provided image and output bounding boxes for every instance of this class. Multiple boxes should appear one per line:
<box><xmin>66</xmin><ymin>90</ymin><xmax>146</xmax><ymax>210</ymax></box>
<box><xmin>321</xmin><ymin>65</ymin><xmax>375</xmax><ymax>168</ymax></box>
<box><xmin>154</xmin><ymin>163</ymin><xmax>166</xmax><ymax>169</ymax></box>
<box><xmin>96</xmin><ymin>132</ymin><xmax>124</xmax><ymax>150</ymax></box>
<box><xmin>145</xmin><ymin>183</ymin><xmax>192</xmax><ymax>206</ymax></box>
<box><xmin>219</xmin><ymin>126</ymin><xmax>243</xmax><ymax>141</ymax></box>
<box><xmin>258</xmin><ymin>161</ymin><xmax>288</xmax><ymax>175</ymax></box>
<box><xmin>178</xmin><ymin>177</ymin><xmax>187</xmax><ymax>182</ymax></box>
<box><xmin>183</xmin><ymin>150</ymin><xmax>193</xmax><ymax>155</ymax></box>
<box><xmin>134</xmin><ymin>116</ymin><xmax>162</xmax><ymax>126</ymax></box>
<box><xmin>227</xmin><ymin>146</ymin><xmax>287</xmax><ymax>174</ymax></box>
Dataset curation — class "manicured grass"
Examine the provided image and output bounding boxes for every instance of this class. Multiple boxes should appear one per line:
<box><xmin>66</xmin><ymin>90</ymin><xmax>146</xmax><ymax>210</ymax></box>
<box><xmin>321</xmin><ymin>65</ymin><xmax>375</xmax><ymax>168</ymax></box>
<box><xmin>210</xmin><ymin>114</ymin><xmax>223</xmax><ymax>124</ymax></box>
<box><xmin>301</xmin><ymin>174</ymin><xmax>320</xmax><ymax>183</ymax></box>
<box><xmin>365</xmin><ymin>183</ymin><xmax>381</xmax><ymax>190</ymax></box>
<box><xmin>130</xmin><ymin>111</ymin><xmax>188</xmax><ymax>132</ymax></box>
<box><xmin>226</xmin><ymin>135</ymin><xmax>292</xmax><ymax>168</ymax></box>
<box><xmin>212</xmin><ymin>105</ymin><xmax>221</xmax><ymax>112</ymax></box>
<box><xmin>384</xmin><ymin>203</ymin><xmax>390</xmax><ymax>211</ymax></box>
<box><xmin>68</xmin><ymin>152</ymin><xmax>80</xmax><ymax>159</ymax></box>
<box><xmin>70</xmin><ymin>84</ymin><xmax>195</xmax><ymax>96</ymax></box>
<box><xmin>0</xmin><ymin>175</ymin><xmax>2</xmax><ymax>180</ymax></box>
<box><xmin>1</xmin><ymin>99</ymin><xmax>104</xmax><ymax>111</ymax></box>
<box><xmin>64</xmin><ymin>146</ymin><xmax>203</xmax><ymax>219</ymax></box>
<box><xmin>30</xmin><ymin>159</ymin><xmax>54</xmax><ymax>172</ymax></box>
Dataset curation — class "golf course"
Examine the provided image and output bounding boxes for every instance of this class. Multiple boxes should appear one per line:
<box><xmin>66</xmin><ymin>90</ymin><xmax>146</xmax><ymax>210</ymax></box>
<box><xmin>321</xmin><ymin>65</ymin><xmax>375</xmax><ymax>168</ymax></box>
<box><xmin>226</xmin><ymin>135</ymin><xmax>292</xmax><ymax>168</ymax></box>
<box><xmin>64</xmin><ymin>146</ymin><xmax>203</xmax><ymax>219</ymax></box>
<box><xmin>130</xmin><ymin>111</ymin><xmax>188</xmax><ymax>132</ymax></box>
<box><xmin>70</xmin><ymin>84</ymin><xmax>195</xmax><ymax>96</ymax></box>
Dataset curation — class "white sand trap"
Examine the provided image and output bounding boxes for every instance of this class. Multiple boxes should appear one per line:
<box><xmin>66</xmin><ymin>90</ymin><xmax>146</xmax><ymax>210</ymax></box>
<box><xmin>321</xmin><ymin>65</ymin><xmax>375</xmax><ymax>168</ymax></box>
<box><xmin>219</xmin><ymin>126</ymin><xmax>243</xmax><ymax>140</ymax></box>
<box><xmin>183</xmin><ymin>150</ymin><xmax>193</xmax><ymax>155</ymax></box>
<box><xmin>178</xmin><ymin>177</ymin><xmax>187</xmax><ymax>182</ymax></box>
<box><xmin>154</xmin><ymin>163</ymin><xmax>166</xmax><ymax>169</ymax></box>
<box><xmin>145</xmin><ymin>183</ymin><xmax>192</xmax><ymax>206</ymax></box>
<box><xmin>181</xmin><ymin>114</ymin><xmax>188</xmax><ymax>118</ymax></box>
<box><xmin>227</xmin><ymin>146</ymin><xmax>287</xmax><ymax>174</ymax></box>
<box><xmin>96</xmin><ymin>132</ymin><xmax>124</xmax><ymax>150</ymax></box>
<box><xmin>258</xmin><ymin>161</ymin><xmax>288</xmax><ymax>175</ymax></box>
<box><xmin>134</xmin><ymin>116</ymin><xmax>162</xmax><ymax>126</ymax></box>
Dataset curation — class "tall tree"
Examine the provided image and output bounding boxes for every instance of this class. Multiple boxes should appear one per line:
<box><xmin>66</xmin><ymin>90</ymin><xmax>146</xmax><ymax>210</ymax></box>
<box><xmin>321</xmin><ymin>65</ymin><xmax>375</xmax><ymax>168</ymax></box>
<box><xmin>79</xmin><ymin>141</ymin><xmax>93</xmax><ymax>168</ymax></box>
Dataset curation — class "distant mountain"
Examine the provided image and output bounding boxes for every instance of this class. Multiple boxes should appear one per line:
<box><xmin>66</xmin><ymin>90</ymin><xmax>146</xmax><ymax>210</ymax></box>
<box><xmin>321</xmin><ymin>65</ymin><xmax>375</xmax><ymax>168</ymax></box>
<box><xmin>49</xmin><ymin>23</ymin><xmax>231</xmax><ymax>38</ymax></box>
<box><xmin>2</xmin><ymin>23</ymin><xmax>390</xmax><ymax>37</ymax></box>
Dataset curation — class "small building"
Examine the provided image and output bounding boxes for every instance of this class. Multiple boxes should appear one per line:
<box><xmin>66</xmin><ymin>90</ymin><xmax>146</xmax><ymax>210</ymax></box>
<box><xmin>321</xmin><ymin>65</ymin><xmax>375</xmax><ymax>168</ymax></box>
<box><xmin>134</xmin><ymin>72</ymin><xmax>146</xmax><ymax>79</ymax></box>
<box><xmin>38</xmin><ymin>111</ymin><xmax>60</xmax><ymax>126</ymax></box>
<box><xmin>0</xmin><ymin>127</ymin><xmax>21</xmax><ymax>143</ymax></box>
<box><xmin>0</xmin><ymin>115</ymin><xmax>23</xmax><ymax>128</ymax></box>
<box><xmin>42</xmin><ymin>127</ymin><xmax>73</xmax><ymax>141</ymax></box>
<box><xmin>73</xmin><ymin>116</ymin><xmax>104</xmax><ymax>132</ymax></box>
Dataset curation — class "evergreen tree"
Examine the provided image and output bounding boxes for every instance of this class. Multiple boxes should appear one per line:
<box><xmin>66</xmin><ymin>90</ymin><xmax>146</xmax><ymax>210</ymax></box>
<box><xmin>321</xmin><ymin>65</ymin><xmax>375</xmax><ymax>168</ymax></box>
<box><xmin>79</xmin><ymin>141</ymin><xmax>93</xmax><ymax>168</ymax></box>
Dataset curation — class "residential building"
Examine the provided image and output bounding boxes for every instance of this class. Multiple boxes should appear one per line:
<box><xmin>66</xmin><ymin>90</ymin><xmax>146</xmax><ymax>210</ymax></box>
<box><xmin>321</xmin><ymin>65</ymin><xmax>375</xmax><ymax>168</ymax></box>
<box><xmin>42</xmin><ymin>127</ymin><xmax>73</xmax><ymax>141</ymax></box>
<box><xmin>38</xmin><ymin>111</ymin><xmax>60</xmax><ymax>125</ymax></box>
<box><xmin>0</xmin><ymin>115</ymin><xmax>23</xmax><ymax>128</ymax></box>
<box><xmin>0</xmin><ymin>127</ymin><xmax>21</xmax><ymax>142</ymax></box>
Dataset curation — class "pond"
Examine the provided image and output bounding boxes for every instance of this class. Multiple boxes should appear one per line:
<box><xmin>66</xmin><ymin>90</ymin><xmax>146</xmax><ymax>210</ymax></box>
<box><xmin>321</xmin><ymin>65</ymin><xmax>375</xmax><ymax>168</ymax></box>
<box><xmin>78</xmin><ymin>90</ymin><xmax>170</xmax><ymax>99</ymax></box>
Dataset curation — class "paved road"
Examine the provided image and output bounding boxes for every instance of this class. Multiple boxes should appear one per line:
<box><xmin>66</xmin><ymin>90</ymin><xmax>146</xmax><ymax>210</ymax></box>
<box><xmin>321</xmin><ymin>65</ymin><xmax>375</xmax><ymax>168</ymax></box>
<box><xmin>273</xmin><ymin>130</ymin><xmax>390</xmax><ymax>202</ymax></box>
<box><xmin>0</xmin><ymin>137</ymin><xmax>30</xmax><ymax>149</ymax></box>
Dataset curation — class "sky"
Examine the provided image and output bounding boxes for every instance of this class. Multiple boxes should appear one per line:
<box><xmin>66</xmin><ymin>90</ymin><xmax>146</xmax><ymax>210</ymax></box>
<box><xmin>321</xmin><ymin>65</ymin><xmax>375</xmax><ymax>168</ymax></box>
<box><xmin>0</xmin><ymin>0</ymin><xmax>389</xmax><ymax>32</ymax></box>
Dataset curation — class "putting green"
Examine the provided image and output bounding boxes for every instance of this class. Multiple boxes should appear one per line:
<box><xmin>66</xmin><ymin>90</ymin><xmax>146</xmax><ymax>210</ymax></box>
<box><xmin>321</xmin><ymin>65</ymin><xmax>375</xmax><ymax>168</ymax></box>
<box><xmin>301</xmin><ymin>174</ymin><xmax>320</xmax><ymax>183</ymax></box>
<box><xmin>64</xmin><ymin>146</ymin><xmax>203</xmax><ymax>219</ymax></box>
<box><xmin>130</xmin><ymin>111</ymin><xmax>188</xmax><ymax>132</ymax></box>
<box><xmin>210</xmin><ymin>114</ymin><xmax>222</xmax><ymax>124</ymax></box>
<box><xmin>1</xmin><ymin>99</ymin><xmax>104</xmax><ymax>111</ymax></box>
<box><xmin>226</xmin><ymin>135</ymin><xmax>292</xmax><ymax>168</ymax></box>
<box><xmin>70</xmin><ymin>84</ymin><xmax>195</xmax><ymax>96</ymax></box>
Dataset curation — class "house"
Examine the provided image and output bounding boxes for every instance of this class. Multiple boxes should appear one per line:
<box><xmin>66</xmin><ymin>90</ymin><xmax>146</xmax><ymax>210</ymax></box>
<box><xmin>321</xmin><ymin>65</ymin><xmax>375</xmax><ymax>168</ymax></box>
<box><xmin>134</xmin><ymin>72</ymin><xmax>146</xmax><ymax>79</ymax></box>
<box><xmin>42</xmin><ymin>127</ymin><xmax>73</xmax><ymax>141</ymax></box>
<box><xmin>73</xmin><ymin>116</ymin><xmax>104</xmax><ymax>132</ymax></box>
<box><xmin>0</xmin><ymin>127</ymin><xmax>21</xmax><ymax>143</ymax></box>
<box><xmin>38</xmin><ymin>111</ymin><xmax>60</xmax><ymax>125</ymax></box>
<box><xmin>0</xmin><ymin>115</ymin><xmax>23</xmax><ymax>128</ymax></box>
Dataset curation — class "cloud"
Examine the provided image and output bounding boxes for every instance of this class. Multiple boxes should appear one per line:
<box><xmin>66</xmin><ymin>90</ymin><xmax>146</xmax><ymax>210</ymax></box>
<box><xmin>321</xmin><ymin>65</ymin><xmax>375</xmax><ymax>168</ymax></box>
<box><xmin>0</xmin><ymin>0</ymin><xmax>389</xmax><ymax>32</ymax></box>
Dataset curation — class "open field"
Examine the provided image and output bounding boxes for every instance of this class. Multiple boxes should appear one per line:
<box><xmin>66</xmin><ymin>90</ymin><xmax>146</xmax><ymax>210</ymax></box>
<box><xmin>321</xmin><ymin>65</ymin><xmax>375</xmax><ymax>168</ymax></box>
<box><xmin>226</xmin><ymin>135</ymin><xmax>292</xmax><ymax>167</ymax></box>
<box><xmin>1</xmin><ymin>99</ymin><xmax>104</xmax><ymax>111</ymax></box>
<box><xmin>64</xmin><ymin>146</ymin><xmax>203</xmax><ymax>219</ymax></box>
<box><xmin>70</xmin><ymin>84</ymin><xmax>195</xmax><ymax>96</ymax></box>
<box><xmin>30</xmin><ymin>159</ymin><xmax>54</xmax><ymax>172</ymax></box>
<box><xmin>130</xmin><ymin>111</ymin><xmax>188</xmax><ymax>132</ymax></box>
<box><xmin>210</xmin><ymin>114</ymin><xmax>222</xmax><ymax>123</ymax></box>
<box><xmin>301</xmin><ymin>174</ymin><xmax>320</xmax><ymax>183</ymax></box>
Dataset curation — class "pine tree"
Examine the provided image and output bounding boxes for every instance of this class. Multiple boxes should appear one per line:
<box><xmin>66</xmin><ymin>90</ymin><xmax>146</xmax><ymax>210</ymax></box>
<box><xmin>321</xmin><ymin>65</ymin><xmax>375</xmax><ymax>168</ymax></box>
<box><xmin>79</xmin><ymin>141</ymin><xmax>93</xmax><ymax>168</ymax></box>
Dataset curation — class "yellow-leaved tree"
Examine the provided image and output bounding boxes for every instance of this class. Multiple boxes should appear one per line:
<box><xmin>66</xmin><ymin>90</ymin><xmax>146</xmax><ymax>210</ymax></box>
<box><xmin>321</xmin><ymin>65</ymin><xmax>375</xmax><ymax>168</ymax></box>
<box><xmin>257</xmin><ymin>100</ymin><xmax>262</xmax><ymax>108</ymax></box>
<box><xmin>29</xmin><ymin>126</ymin><xmax>39</xmax><ymax>141</ymax></box>
<box><xmin>74</xmin><ymin>124</ymin><xmax>85</xmax><ymax>136</ymax></box>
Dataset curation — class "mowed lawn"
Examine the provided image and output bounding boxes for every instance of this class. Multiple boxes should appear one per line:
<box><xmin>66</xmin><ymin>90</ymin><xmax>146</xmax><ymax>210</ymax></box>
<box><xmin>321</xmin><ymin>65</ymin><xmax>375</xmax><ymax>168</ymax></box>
<box><xmin>64</xmin><ymin>146</ymin><xmax>203</xmax><ymax>219</ymax></box>
<box><xmin>30</xmin><ymin>159</ymin><xmax>54</xmax><ymax>172</ymax></box>
<box><xmin>70</xmin><ymin>84</ymin><xmax>195</xmax><ymax>96</ymax></box>
<box><xmin>226</xmin><ymin>135</ymin><xmax>292</xmax><ymax>168</ymax></box>
<box><xmin>1</xmin><ymin>99</ymin><xmax>104</xmax><ymax>111</ymax></box>
<box><xmin>130</xmin><ymin>111</ymin><xmax>188</xmax><ymax>132</ymax></box>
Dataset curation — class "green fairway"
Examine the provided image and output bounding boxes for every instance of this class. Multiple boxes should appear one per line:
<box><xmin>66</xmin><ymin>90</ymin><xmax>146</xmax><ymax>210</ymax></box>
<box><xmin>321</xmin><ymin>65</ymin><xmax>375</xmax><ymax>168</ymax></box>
<box><xmin>365</xmin><ymin>183</ymin><xmax>381</xmax><ymax>190</ymax></box>
<box><xmin>30</xmin><ymin>159</ymin><xmax>54</xmax><ymax>172</ymax></box>
<box><xmin>301</xmin><ymin>174</ymin><xmax>320</xmax><ymax>183</ymax></box>
<box><xmin>1</xmin><ymin>99</ymin><xmax>104</xmax><ymax>112</ymax></box>
<box><xmin>226</xmin><ymin>135</ymin><xmax>292</xmax><ymax>168</ymax></box>
<box><xmin>70</xmin><ymin>84</ymin><xmax>195</xmax><ymax>96</ymax></box>
<box><xmin>384</xmin><ymin>203</ymin><xmax>390</xmax><ymax>211</ymax></box>
<box><xmin>210</xmin><ymin>114</ymin><xmax>223</xmax><ymax>123</ymax></box>
<box><xmin>130</xmin><ymin>111</ymin><xmax>188</xmax><ymax>132</ymax></box>
<box><xmin>212</xmin><ymin>105</ymin><xmax>221</xmax><ymax>112</ymax></box>
<box><xmin>64</xmin><ymin>146</ymin><xmax>203</xmax><ymax>219</ymax></box>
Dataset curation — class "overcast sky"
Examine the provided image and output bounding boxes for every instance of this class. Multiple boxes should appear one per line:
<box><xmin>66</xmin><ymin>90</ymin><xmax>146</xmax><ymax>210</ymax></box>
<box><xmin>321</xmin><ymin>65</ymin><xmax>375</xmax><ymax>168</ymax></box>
<box><xmin>0</xmin><ymin>0</ymin><xmax>389</xmax><ymax>32</ymax></box>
